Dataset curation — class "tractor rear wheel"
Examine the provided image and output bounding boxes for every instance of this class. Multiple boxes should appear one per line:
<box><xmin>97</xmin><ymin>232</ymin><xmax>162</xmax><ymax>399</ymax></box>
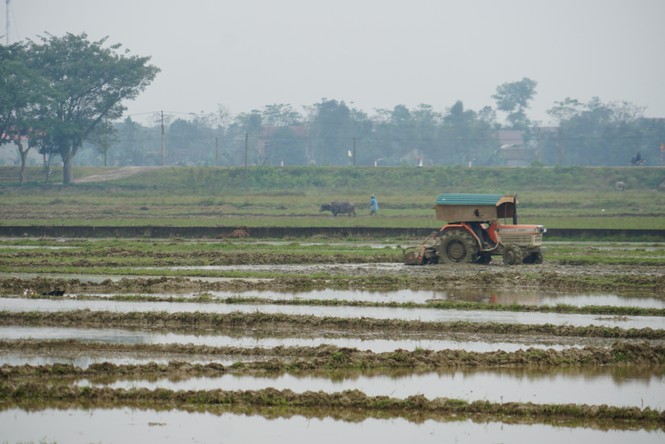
<box><xmin>439</xmin><ymin>230</ymin><xmax>478</xmax><ymax>264</ymax></box>
<box><xmin>502</xmin><ymin>244</ymin><xmax>523</xmax><ymax>265</ymax></box>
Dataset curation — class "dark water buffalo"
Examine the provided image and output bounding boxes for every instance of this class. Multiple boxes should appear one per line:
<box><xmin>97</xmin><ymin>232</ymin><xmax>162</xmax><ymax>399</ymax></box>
<box><xmin>320</xmin><ymin>201</ymin><xmax>356</xmax><ymax>216</ymax></box>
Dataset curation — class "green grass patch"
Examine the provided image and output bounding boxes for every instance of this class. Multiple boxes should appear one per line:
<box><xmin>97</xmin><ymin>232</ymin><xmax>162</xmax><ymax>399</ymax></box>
<box><xmin>1</xmin><ymin>166</ymin><xmax>664</xmax><ymax>230</ymax></box>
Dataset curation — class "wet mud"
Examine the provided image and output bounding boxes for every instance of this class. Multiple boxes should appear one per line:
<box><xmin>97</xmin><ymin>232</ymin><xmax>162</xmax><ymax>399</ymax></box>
<box><xmin>2</xmin><ymin>243</ymin><xmax>664</xmax><ymax>438</ymax></box>
<box><xmin>1</xmin><ymin>341</ymin><xmax>663</xmax><ymax>374</ymax></box>
<box><xmin>2</xmin><ymin>262</ymin><xmax>665</xmax><ymax>295</ymax></box>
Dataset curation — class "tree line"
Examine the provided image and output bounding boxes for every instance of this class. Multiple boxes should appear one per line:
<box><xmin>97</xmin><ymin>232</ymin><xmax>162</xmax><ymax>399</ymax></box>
<box><xmin>84</xmin><ymin>94</ymin><xmax>663</xmax><ymax>170</ymax></box>
<box><xmin>2</xmin><ymin>34</ymin><xmax>664</xmax><ymax>185</ymax></box>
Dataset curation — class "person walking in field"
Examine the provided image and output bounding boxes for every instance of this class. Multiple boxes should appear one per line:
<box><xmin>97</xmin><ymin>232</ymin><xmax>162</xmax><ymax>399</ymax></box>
<box><xmin>369</xmin><ymin>194</ymin><xmax>379</xmax><ymax>215</ymax></box>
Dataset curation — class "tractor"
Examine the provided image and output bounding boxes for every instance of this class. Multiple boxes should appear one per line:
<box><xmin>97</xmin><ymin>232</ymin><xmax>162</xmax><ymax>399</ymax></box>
<box><xmin>403</xmin><ymin>193</ymin><xmax>546</xmax><ymax>265</ymax></box>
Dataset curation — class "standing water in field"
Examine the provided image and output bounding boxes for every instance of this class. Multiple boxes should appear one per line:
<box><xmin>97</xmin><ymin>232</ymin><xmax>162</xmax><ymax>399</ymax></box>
<box><xmin>78</xmin><ymin>366</ymin><xmax>665</xmax><ymax>409</ymax></box>
<box><xmin>0</xmin><ymin>326</ymin><xmax>597</xmax><ymax>355</ymax></box>
<box><xmin>1</xmin><ymin>408</ymin><xmax>662</xmax><ymax>444</ymax></box>
<box><xmin>1</xmin><ymin>297</ymin><xmax>661</xmax><ymax>329</ymax></box>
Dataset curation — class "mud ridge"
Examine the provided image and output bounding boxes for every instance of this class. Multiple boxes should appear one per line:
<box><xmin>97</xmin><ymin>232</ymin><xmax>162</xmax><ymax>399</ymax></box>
<box><xmin>2</xmin><ymin>266</ymin><xmax>665</xmax><ymax>294</ymax></box>
<box><xmin>1</xmin><ymin>383</ymin><xmax>663</xmax><ymax>425</ymax></box>
<box><xmin>1</xmin><ymin>310</ymin><xmax>664</xmax><ymax>339</ymax></box>
<box><xmin>1</xmin><ymin>342</ymin><xmax>663</xmax><ymax>377</ymax></box>
<box><xmin>0</xmin><ymin>398</ymin><xmax>658</xmax><ymax>431</ymax></box>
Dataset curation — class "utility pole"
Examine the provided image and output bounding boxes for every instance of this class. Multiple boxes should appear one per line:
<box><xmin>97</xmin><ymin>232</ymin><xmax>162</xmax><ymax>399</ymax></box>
<box><xmin>244</xmin><ymin>132</ymin><xmax>249</xmax><ymax>184</ymax></box>
<box><xmin>5</xmin><ymin>0</ymin><xmax>10</xmax><ymax>45</ymax></box>
<box><xmin>215</xmin><ymin>137</ymin><xmax>219</xmax><ymax>166</ymax></box>
<box><xmin>160</xmin><ymin>111</ymin><xmax>165</xmax><ymax>166</ymax></box>
<box><xmin>557</xmin><ymin>128</ymin><xmax>564</xmax><ymax>166</ymax></box>
<box><xmin>244</xmin><ymin>132</ymin><xmax>248</xmax><ymax>170</ymax></box>
<box><xmin>353</xmin><ymin>137</ymin><xmax>357</xmax><ymax>166</ymax></box>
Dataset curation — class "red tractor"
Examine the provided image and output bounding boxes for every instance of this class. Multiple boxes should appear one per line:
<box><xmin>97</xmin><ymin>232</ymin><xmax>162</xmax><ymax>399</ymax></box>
<box><xmin>404</xmin><ymin>193</ymin><xmax>546</xmax><ymax>265</ymax></box>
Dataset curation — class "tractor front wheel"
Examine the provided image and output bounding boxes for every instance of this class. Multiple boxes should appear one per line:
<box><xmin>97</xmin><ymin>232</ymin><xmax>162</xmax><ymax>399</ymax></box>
<box><xmin>502</xmin><ymin>244</ymin><xmax>523</xmax><ymax>265</ymax></box>
<box><xmin>439</xmin><ymin>230</ymin><xmax>479</xmax><ymax>264</ymax></box>
<box><xmin>523</xmin><ymin>251</ymin><xmax>544</xmax><ymax>264</ymax></box>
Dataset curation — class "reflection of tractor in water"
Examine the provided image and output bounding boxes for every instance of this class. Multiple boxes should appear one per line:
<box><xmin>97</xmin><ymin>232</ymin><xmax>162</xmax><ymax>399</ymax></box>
<box><xmin>404</xmin><ymin>194</ymin><xmax>546</xmax><ymax>265</ymax></box>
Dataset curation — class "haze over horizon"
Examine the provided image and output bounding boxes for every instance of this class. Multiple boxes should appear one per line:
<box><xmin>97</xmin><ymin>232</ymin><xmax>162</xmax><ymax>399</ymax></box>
<box><xmin>4</xmin><ymin>0</ymin><xmax>664</xmax><ymax>125</ymax></box>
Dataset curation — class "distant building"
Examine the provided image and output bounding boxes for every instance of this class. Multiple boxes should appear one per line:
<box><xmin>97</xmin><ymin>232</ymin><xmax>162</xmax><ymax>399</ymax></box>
<box><xmin>497</xmin><ymin>130</ymin><xmax>535</xmax><ymax>167</ymax></box>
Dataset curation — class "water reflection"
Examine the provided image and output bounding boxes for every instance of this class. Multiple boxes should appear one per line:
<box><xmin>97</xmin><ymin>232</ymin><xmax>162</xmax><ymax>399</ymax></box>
<box><xmin>1</xmin><ymin>297</ymin><xmax>662</xmax><ymax>329</ymax></box>
<box><xmin>77</xmin><ymin>366</ymin><xmax>665</xmax><ymax>408</ymax></box>
<box><xmin>0</xmin><ymin>408</ymin><xmax>662</xmax><ymax>444</ymax></box>
<box><xmin>0</xmin><ymin>352</ymin><xmax>239</xmax><ymax>368</ymax></box>
<box><xmin>0</xmin><ymin>326</ymin><xmax>593</xmax><ymax>353</ymax></box>
<box><xmin>5</xmin><ymin>270</ymin><xmax>664</xmax><ymax>308</ymax></box>
<box><xmin>84</xmin><ymin>288</ymin><xmax>665</xmax><ymax>308</ymax></box>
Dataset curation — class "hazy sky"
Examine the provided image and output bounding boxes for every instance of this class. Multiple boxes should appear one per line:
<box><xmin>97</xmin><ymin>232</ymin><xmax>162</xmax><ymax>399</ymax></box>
<box><xmin>4</xmin><ymin>0</ymin><xmax>665</xmax><ymax>125</ymax></box>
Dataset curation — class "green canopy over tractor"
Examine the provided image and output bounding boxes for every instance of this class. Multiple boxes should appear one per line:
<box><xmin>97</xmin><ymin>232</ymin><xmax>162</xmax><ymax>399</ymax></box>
<box><xmin>434</xmin><ymin>193</ymin><xmax>517</xmax><ymax>223</ymax></box>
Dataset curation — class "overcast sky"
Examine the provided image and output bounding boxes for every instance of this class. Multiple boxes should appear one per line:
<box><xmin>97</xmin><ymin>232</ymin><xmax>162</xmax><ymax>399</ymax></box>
<box><xmin>4</xmin><ymin>0</ymin><xmax>665</xmax><ymax>125</ymax></box>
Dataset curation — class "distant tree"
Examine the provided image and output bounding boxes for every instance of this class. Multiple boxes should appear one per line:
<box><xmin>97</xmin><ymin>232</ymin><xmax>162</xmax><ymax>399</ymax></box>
<box><xmin>546</xmin><ymin>97</ymin><xmax>644</xmax><ymax>165</ymax></box>
<box><xmin>228</xmin><ymin>110</ymin><xmax>264</xmax><ymax>165</ymax></box>
<box><xmin>636</xmin><ymin>117</ymin><xmax>665</xmax><ymax>166</ymax></box>
<box><xmin>262</xmin><ymin>104</ymin><xmax>303</xmax><ymax>127</ymax></box>
<box><xmin>268</xmin><ymin>126</ymin><xmax>308</xmax><ymax>166</ymax></box>
<box><xmin>440</xmin><ymin>101</ymin><xmax>496</xmax><ymax>165</ymax></box>
<box><xmin>309</xmin><ymin>99</ymin><xmax>353</xmax><ymax>165</ymax></box>
<box><xmin>547</xmin><ymin>97</ymin><xmax>585</xmax><ymax>124</ymax></box>
<box><xmin>235</xmin><ymin>110</ymin><xmax>263</xmax><ymax>134</ymax></box>
<box><xmin>0</xmin><ymin>43</ymin><xmax>46</xmax><ymax>183</ymax></box>
<box><xmin>492</xmin><ymin>77</ymin><xmax>537</xmax><ymax>129</ymax></box>
<box><xmin>369</xmin><ymin>105</ymin><xmax>415</xmax><ymax>165</ymax></box>
<box><xmin>368</xmin><ymin>104</ymin><xmax>446</xmax><ymax>166</ymax></box>
<box><xmin>477</xmin><ymin>106</ymin><xmax>498</xmax><ymax>128</ymax></box>
<box><xmin>107</xmin><ymin>117</ymin><xmax>154</xmax><ymax>166</ymax></box>
<box><xmin>215</xmin><ymin>104</ymin><xmax>233</xmax><ymax>129</ymax></box>
<box><xmin>86</xmin><ymin>119</ymin><xmax>118</xmax><ymax>166</ymax></box>
<box><xmin>168</xmin><ymin>118</ymin><xmax>208</xmax><ymax>165</ymax></box>
<box><xmin>25</xmin><ymin>33</ymin><xmax>159</xmax><ymax>184</ymax></box>
<box><xmin>348</xmin><ymin>107</ymin><xmax>373</xmax><ymax>165</ymax></box>
<box><xmin>390</xmin><ymin>104</ymin><xmax>411</xmax><ymax>126</ymax></box>
<box><xmin>411</xmin><ymin>104</ymin><xmax>442</xmax><ymax>164</ymax></box>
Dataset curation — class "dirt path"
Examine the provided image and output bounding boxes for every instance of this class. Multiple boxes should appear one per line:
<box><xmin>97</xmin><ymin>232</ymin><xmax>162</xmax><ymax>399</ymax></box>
<box><xmin>73</xmin><ymin>166</ymin><xmax>162</xmax><ymax>183</ymax></box>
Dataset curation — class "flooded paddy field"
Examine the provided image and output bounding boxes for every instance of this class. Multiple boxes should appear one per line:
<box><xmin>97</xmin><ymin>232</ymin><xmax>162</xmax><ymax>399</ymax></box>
<box><xmin>75</xmin><ymin>366</ymin><xmax>665</xmax><ymax>409</ymax></box>
<box><xmin>4</xmin><ymin>283</ymin><xmax>665</xmax><ymax>308</ymax></box>
<box><xmin>2</xmin><ymin>296</ymin><xmax>663</xmax><ymax>329</ymax></box>
<box><xmin>2</xmin><ymin>408</ymin><xmax>663</xmax><ymax>444</ymax></box>
<box><xmin>1</xmin><ymin>238</ymin><xmax>664</xmax><ymax>442</ymax></box>
<box><xmin>0</xmin><ymin>351</ymin><xmax>239</xmax><ymax>368</ymax></box>
<box><xmin>1</xmin><ymin>325</ymin><xmax>627</xmax><ymax>356</ymax></box>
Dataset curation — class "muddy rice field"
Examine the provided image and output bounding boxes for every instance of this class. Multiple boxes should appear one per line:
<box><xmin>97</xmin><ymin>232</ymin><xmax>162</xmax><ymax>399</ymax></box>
<box><xmin>0</xmin><ymin>238</ymin><xmax>664</xmax><ymax>443</ymax></box>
